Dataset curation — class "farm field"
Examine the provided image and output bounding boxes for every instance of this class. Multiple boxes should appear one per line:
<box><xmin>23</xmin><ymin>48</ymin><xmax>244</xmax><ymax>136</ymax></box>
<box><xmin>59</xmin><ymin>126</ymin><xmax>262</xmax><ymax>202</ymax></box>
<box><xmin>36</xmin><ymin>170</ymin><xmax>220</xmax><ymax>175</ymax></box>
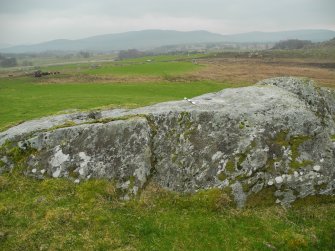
<box><xmin>0</xmin><ymin>78</ymin><xmax>239</xmax><ymax>130</ymax></box>
<box><xmin>82</xmin><ymin>61</ymin><xmax>200</xmax><ymax>76</ymax></box>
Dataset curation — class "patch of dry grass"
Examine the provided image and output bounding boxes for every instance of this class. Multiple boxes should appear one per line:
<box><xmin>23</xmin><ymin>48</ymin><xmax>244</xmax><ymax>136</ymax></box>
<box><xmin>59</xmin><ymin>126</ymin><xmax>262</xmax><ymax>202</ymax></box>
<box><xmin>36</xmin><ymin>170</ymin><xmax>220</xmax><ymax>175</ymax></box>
<box><xmin>187</xmin><ymin>58</ymin><xmax>335</xmax><ymax>87</ymax></box>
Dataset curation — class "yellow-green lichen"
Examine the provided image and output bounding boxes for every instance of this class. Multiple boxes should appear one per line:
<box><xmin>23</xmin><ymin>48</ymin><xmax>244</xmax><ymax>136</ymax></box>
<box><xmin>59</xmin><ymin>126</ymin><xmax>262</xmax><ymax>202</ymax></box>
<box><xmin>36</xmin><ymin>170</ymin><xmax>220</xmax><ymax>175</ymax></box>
<box><xmin>129</xmin><ymin>176</ymin><xmax>135</xmax><ymax>189</ymax></box>
<box><xmin>237</xmin><ymin>152</ymin><xmax>248</xmax><ymax>170</ymax></box>
<box><xmin>171</xmin><ymin>153</ymin><xmax>178</xmax><ymax>163</ymax></box>
<box><xmin>289</xmin><ymin>135</ymin><xmax>312</xmax><ymax>169</ymax></box>
<box><xmin>314</xmin><ymin>183</ymin><xmax>328</xmax><ymax>191</ymax></box>
<box><xmin>48</xmin><ymin>120</ymin><xmax>77</xmax><ymax>131</ymax></box>
<box><xmin>0</xmin><ymin>141</ymin><xmax>37</xmax><ymax>174</ymax></box>
<box><xmin>225</xmin><ymin>160</ymin><xmax>235</xmax><ymax>172</ymax></box>
<box><xmin>217</xmin><ymin>172</ymin><xmax>227</xmax><ymax>181</ymax></box>
<box><xmin>274</xmin><ymin>130</ymin><xmax>289</xmax><ymax>147</ymax></box>
<box><xmin>263</xmin><ymin>158</ymin><xmax>278</xmax><ymax>174</ymax></box>
<box><xmin>177</xmin><ymin>111</ymin><xmax>196</xmax><ymax>138</ymax></box>
<box><xmin>241</xmin><ymin>181</ymin><xmax>251</xmax><ymax>192</ymax></box>
<box><xmin>289</xmin><ymin>160</ymin><xmax>313</xmax><ymax>170</ymax></box>
<box><xmin>235</xmin><ymin>173</ymin><xmax>247</xmax><ymax>182</ymax></box>
<box><xmin>236</xmin><ymin>140</ymin><xmax>256</xmax><ymax>170</ymax></box>
<box><xmin>269</xmin><ymin>131</ymin><xmax>313</xmax><ymax>170</ymax></box>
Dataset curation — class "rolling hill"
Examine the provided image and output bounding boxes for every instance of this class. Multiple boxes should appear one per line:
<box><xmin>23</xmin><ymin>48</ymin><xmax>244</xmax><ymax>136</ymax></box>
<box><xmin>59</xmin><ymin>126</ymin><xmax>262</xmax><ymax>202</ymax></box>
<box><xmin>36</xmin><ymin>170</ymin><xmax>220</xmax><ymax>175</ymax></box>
<box><xmin>2</xmin><ymin>29</ymin><xmax>335</xmax><ymax>53</ymax></box>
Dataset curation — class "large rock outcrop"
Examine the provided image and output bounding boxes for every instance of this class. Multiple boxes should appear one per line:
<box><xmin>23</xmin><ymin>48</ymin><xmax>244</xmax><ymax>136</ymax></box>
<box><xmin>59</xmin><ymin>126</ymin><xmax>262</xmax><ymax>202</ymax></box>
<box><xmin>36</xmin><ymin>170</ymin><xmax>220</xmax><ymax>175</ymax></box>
<box><xmin>1</xmin><ymin>77</ymin><xmax>335</xmax><ymax>206</ymax></box>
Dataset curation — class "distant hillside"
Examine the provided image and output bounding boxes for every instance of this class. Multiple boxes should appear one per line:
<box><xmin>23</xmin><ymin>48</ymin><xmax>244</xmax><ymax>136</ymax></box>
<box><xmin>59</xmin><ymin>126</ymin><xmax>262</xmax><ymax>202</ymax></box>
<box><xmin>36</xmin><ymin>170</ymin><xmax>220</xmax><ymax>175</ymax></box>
<box><xmin>318</xmin><ymin>37</ymin><xmax>335</xmax><ymax>47</ymax></box>
<box><xmin>2</xmin><ymin>29</ymin><xmax>335</xmax><ymax>53</ymax></box>
<box><xmin>0</xmin><ymin>43</ymin><xmax>12</xmax><ymax>49</ymax></box>
<box><xmin>220</xmin><ymin>30</ymin><xmax>335</xmax><ymax>43</ymax></box>
<box><xmin>0</xmin><ymin>30</ymin><xmax>224</xmax><ymax>53</ymax></box>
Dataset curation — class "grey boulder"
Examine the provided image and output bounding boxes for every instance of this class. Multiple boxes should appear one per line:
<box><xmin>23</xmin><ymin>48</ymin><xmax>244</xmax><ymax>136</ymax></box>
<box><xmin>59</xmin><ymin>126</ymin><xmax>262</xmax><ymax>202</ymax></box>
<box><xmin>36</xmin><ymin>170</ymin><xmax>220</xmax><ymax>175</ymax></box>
<box><xmin>0</xmin><ymin>77</ymin><xmax>334</xmax><ymax>206</ymax></box>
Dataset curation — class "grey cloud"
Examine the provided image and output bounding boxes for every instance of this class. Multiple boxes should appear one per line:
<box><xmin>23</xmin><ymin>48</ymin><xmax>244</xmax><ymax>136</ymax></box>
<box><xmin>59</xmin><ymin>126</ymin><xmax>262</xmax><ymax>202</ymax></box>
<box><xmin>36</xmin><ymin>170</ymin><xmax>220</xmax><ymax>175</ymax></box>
<box><xmin>0</xmin><ymin>0</ymin><xmax>334</xmax><ymax>44</ymax></box>
<box><xmin>2</xmin><ymin>0</ymin><xmax>335</xmax><ymax>19</ymax></box>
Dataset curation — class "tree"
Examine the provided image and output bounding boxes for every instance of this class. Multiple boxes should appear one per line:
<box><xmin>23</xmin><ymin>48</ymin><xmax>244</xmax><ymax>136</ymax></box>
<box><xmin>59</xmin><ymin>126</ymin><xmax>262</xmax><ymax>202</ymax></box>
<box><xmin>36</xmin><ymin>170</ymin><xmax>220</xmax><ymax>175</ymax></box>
<box><xmin>21</xmin><ymin>60</ymin><xmax>33</xmax><ymax>66</ymax></box>
<box><xmin>118</xmin><ymin>49</ymin><xmax>144</xmax><ymax>60</ymax></box>
<box><xmin>0</xmin><ymin>57</ymin><xmax>17</xmax><ymax>67</ymax></box>
<box><xmin>78</xmin><ymin>51</ymin><xmax>90</xmax><ymax>58</ymax></box>
<box><xmin>272</xmin><ymin>39</ymin><xmax>312</xmax><ymax>50</ymax></box>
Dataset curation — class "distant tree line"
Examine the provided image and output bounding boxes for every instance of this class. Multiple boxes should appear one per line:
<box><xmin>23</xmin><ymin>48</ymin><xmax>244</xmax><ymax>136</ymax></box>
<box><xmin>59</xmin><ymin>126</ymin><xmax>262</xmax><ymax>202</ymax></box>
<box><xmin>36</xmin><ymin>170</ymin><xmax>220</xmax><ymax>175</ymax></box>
<box><xmin>118</xmin><ymin>49</ymin><xmax>144</xmax><ymax>60</ymax></box>
<box><xmin>117</xmin><ymin>49</ymin><xmax>153</xmax><ymax>60</ymax></box>
<box><xmin>322</xmin><ymin>37</ymin><xmax>335</xmax><ymax>47</ymax></box>
<box><xmin>272</xmin><ymin>39</ymin><xmax>312</xmax><ymax>50</ymax></box>
<box><xmin>0</xmin><ymin>54</ymin><xmax>18</xmax><ymax>67</ymax></box>
<box><xmin>78</xmin><ymin>51</ymin><xmax>90</xmax><ymax>58</ymax></box>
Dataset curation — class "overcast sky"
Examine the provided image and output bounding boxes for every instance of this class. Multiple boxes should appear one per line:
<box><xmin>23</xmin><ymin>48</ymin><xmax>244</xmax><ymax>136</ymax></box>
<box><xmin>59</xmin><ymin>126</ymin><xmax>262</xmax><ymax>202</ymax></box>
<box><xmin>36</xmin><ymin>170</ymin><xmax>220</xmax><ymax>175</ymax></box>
<box><xmin>0</xmin><ymin>0</ymin><xmax>334</xmax><ymax>45</ymax></box>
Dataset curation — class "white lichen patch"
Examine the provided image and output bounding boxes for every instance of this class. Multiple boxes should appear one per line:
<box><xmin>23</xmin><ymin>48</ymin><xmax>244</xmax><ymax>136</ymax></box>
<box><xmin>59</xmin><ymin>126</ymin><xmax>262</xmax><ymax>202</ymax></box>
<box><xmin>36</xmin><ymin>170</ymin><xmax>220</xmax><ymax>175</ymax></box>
<box><xmin>52</xmin><ymin>168</ymin><xmax>61</xmax><ymax>178</ymax></box>
<box><xmin>79</xmin><ymin>152</ymin><xmax>91</xmax><ymax>168</ymax></box>
<box><xmin>217</xmin><ymin>179</ymin><xmax>229</xmax><ymax>188</ymax></box>
<box><xmin>313</xmin><ymin>165</ymin><xmax>321</xmax><ymax>171</ymax></box>
<box><xmin>133</xmin><ymin>164</ymin><xmax>149</xmax><ymax>185</ymax></box>
<box><xmin>49</xmin><ymin>145</ymin><xmax>69</xmax><ymax>167</ymax></box>
<box><xmin>132</xmin><ymin>186</ymin><xmax>139</xmax><ymax>195</ymax></box>
<box><xmin>119</xmin><ymin>180</ymin><xmax>131</xmax><ymax>190</ymax></box>
<box><xmin>78</xmin><ymin>152</ymin><xmax>91</xmax><ymax>176</ymax></box>
<box><xmin>78</xmin><ymin>168</ymin><xmax>85</xmax><ymax>176</ymax></box>
<box><xmin>275</xmin><ymin>176</ymin><xmax>283</xmax><ymax>184</ymax></box>
<box><xmin>211</xmin><ymin>151</ymin><xmax>223</xmax><ymax>161</ymax></box>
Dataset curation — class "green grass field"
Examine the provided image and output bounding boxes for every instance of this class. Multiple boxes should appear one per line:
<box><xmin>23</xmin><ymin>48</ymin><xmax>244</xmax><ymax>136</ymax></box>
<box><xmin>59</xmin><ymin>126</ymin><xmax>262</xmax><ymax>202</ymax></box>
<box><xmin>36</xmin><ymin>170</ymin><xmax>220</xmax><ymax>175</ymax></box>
<box><xmin>119</xmin><ymin>53</ymin><xmax>207</xmax><ymax>63</ymax></box>
<box><xmin>0</xmin><ymin>174</ymin><xmax>334</xmax><ymax>250</ymax></box>
<box><xmin>0</xmin><ymin>78</ymin><xmax>238</xmax><ymax>130</ymax></box>
<box><xmin>83</xmin><ymin>61</ymin><xmax>200</xmax><ymax>76</ymax></box>
<box><xmin>38</xmin><ymin>54</ymin><xmax>205</xmax><ymax>74</ymax></box>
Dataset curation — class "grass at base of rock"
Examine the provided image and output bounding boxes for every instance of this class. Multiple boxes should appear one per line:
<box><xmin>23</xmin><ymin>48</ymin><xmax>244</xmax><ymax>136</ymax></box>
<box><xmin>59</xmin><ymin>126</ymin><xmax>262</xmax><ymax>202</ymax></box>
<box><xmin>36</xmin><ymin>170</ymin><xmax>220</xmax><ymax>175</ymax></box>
<box><xmin>0</xmin><ymin>174</ymin><xmax>334</xmax><ymax>251</ymax></box>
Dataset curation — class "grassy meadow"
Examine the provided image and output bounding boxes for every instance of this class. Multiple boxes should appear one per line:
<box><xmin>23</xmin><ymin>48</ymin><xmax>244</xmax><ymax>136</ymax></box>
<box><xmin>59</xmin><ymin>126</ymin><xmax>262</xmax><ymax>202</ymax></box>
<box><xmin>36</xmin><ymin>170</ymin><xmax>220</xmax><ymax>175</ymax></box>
<box><xmin>0</xmin><ymin>174</ymin><xmax>334</xmax><ymax>250</ymax></box>
<box><xmin>0</xmin><ymin>53</ymin><xmax>335</xmax><ymax>250</ymax></box>
<box><xmin>0</xmin><ymin>77</ymin><xmax>238</xmax><ymax>131</ymax></box>
<box><xmin>83</xmin><ymin>61</ymin><xmax>200</xmax><ymax>76</ymax></box>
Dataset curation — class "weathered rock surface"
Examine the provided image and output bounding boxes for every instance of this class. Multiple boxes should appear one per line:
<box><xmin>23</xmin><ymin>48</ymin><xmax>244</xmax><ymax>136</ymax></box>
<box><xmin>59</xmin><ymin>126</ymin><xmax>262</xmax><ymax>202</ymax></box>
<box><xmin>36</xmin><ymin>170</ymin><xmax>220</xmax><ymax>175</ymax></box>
<box><xmin>1</xmin><ymin>77</ymin><xmax>335</xmax><ymax>206</ymax></box>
